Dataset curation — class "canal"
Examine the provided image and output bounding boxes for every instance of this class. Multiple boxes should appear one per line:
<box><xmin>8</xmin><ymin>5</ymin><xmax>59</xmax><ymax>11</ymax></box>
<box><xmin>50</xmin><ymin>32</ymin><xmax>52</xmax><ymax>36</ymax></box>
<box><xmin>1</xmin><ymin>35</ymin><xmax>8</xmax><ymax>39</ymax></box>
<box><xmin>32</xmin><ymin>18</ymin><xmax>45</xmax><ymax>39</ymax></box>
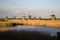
<box><xmin>9</xmin><ymin>25</ymin><xmax>60</xmax><ymax>37</ymax></box>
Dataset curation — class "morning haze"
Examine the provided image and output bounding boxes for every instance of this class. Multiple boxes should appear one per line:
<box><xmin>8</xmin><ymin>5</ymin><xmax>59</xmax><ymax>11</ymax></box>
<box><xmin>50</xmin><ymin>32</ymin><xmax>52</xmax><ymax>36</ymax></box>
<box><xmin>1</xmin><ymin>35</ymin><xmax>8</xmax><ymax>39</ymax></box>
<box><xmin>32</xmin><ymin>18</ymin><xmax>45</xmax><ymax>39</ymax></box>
<box><xmin>0</xmin><ymin>0</ymin><xmax>60</xmax><ymax>18</ymax></box>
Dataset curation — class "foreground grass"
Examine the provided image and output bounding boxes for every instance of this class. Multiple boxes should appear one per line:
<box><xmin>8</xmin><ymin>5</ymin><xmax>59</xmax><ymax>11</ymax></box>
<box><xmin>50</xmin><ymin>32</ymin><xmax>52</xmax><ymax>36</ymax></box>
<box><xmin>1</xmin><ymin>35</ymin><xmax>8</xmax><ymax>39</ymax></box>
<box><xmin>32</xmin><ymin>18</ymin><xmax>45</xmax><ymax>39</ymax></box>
<box><xmin>0</xmin><ymin>30</ymin><xmax>57</xmax><ymax>40</ymax></box>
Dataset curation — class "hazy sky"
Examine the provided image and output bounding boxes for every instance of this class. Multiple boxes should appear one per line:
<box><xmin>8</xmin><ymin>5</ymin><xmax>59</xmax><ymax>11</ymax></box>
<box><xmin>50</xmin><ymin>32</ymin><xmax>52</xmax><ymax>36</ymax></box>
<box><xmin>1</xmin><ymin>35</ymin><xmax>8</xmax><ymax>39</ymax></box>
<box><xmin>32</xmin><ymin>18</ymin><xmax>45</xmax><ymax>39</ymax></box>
<box><xmin>0</xmin><ymin>0</ymin><xmax>60</xmax><ymax>18</ymax></box>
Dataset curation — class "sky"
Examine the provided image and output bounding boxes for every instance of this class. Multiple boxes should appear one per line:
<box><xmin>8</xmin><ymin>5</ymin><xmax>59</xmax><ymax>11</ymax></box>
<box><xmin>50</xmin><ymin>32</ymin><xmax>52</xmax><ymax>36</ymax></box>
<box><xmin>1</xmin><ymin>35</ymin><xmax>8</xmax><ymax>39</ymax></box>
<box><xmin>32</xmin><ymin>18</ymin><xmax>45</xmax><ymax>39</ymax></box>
<box><xmin>0</xmin><ymin>0</ymin><xmax>60</xmax><ymax>18</ymax></box>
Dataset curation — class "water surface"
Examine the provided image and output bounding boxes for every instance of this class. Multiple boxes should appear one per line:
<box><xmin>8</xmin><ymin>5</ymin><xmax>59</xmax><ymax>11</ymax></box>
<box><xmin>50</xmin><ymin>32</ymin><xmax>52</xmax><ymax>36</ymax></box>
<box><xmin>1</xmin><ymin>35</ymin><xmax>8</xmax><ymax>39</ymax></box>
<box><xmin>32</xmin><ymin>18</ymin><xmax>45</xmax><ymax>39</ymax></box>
<box><xmin>9</xmin><ymin>26</ymin><xmax>60</xmax><ymax>37</ymax></box>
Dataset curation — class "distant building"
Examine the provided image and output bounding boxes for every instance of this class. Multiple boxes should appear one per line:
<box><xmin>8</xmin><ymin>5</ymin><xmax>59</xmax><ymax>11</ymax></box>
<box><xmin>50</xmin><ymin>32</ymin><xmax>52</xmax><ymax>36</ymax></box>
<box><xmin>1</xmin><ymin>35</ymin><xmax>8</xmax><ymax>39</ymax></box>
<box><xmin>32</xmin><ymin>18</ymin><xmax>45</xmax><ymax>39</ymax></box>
<box><xmin>5</xmin><ymin>16</ymin><xmax>8</xmax><ymax>20</ymax></box>
<box><xmin>51</xmin><ymin>15</ymin><xmax>56</xmax><ymax>20</ymax></box>
<box><xmin>13</xmin><ymin>16</ymin><xmax>16</xmax><ymax>19</ymax></box>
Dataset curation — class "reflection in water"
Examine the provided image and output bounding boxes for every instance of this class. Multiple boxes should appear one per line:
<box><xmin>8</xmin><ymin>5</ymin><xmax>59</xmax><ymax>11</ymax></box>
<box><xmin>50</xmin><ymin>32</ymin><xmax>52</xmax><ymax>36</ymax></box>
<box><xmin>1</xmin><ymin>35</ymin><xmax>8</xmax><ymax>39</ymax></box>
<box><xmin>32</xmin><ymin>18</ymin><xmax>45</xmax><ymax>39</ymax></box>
<box><xmin>9</xmin><ymin>25</ymin><xmax>60</xmax><ymax>37</ymax></box>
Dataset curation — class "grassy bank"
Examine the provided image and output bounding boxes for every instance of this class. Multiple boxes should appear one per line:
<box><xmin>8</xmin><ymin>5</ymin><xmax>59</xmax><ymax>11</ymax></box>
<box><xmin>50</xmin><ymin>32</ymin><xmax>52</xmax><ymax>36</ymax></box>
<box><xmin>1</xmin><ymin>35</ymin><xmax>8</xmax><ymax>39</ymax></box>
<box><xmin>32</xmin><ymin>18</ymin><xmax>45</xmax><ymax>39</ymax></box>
<box><xmin>0</xmin><ymin>22</ymin><xmax>9</xmax><ymax>26</ymax></box>
<box><xmin>0</xmin><ymin>30</ymin><xmax>57</xmax><ymax>40</ymax></box>
<box><xmin>0</xmin><ymin>27</ymin><xmax>11</xmax><ymax>32</ymax></box>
